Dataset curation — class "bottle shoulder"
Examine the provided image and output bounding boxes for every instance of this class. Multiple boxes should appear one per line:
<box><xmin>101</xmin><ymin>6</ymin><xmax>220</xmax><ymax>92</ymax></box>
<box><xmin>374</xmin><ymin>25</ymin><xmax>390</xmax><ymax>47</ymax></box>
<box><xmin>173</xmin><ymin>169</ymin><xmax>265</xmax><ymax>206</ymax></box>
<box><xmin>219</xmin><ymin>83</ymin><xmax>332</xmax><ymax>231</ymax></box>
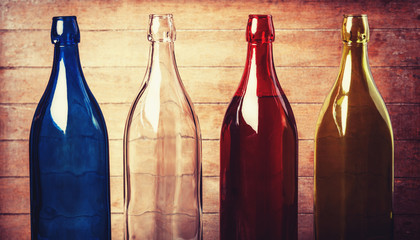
<box><xmin>222</xmin><ymin>94</ymin><xmax>297</xmax><ymax>133</ymax></box>
<box><xmin>315</xmin><ymin>84</ymin><xmax>393</xmax><ymax>140</ymax></box>
<box><xmin>125</xmin><ymin>79</ymin><xmax>199</xmax><ymax>140</ymax></box>
<box><xmin>31</xmin><ymin>76</ymin><xmax>107</xmax><ymax>139</ymax></box>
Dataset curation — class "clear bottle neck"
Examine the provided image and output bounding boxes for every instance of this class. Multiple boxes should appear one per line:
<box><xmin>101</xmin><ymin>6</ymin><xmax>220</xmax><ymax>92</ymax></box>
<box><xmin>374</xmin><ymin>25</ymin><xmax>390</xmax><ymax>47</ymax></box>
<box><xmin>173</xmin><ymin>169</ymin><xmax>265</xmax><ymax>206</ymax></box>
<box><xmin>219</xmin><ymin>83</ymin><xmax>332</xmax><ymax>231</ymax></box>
<box><xmin>146</xmin><ymin>14</ymin><xmax>179</xmax><ymax>82</ymax></box>
<box><xmin>147</xmin><ymin>41</ymin><xmax>178</xmax><ymax>76</ymax></box>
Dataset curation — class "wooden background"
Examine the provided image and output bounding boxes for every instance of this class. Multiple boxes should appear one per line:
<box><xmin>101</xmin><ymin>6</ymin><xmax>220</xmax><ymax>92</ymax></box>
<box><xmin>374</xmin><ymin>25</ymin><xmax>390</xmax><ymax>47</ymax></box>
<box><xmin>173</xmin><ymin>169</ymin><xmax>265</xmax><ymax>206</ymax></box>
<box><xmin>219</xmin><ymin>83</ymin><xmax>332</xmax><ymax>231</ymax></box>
<box><xmin>0</xmin><ymin>0</ymin><xmax>419</xmax><ymax>239</ymax></box>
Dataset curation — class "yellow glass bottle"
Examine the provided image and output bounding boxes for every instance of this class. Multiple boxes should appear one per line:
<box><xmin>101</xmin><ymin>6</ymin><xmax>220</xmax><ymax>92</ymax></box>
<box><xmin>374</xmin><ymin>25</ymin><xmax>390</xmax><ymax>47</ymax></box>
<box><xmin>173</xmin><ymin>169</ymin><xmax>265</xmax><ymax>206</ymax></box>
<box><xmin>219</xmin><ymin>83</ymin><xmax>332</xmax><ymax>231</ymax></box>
<box><xmin>314</xmin><ymin>15</ymin><xmax>394</xmax><ymax>239</ymax></box>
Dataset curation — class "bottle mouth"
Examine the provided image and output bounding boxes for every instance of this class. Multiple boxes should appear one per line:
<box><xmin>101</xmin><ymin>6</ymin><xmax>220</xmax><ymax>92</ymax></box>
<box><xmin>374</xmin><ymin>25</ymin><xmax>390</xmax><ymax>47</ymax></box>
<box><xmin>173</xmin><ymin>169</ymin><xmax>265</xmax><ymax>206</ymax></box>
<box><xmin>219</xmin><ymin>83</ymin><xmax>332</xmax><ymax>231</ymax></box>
<box><xmin>246</xmin><ymin>14</ymin><xmax>275</xmax><ymax>43</ymax></box>
<box><xmin>343</xmin><ymin>14</ymin><xmax>367</xmax><ymax>18</ymax></box>
<box><xmin>148</xmin><ymin>14</ymin><xmax>176</xmax><ymax>42</ymax></box>
<box><xmin>342</xmin><ymin>14</ymin><xmax>369</xmax><ymax>44</ymax></box>
<box><xmin>51</xmin><ymin>16</ymin><xmax>80</xmax><ymax>45</ymax></box>
<box><xmin>149</xmin><ymin>14</ymin><xmax>173</xmax><ymax>19</ymax></box>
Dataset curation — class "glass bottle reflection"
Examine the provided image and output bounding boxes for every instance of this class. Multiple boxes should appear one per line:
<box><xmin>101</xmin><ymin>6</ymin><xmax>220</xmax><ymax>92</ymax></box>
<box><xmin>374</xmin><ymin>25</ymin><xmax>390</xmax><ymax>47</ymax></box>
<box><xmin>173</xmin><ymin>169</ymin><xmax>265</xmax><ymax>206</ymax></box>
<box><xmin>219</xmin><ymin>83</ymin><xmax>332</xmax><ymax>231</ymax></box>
<box><xmin>29</xmin><ymin>16</ymin><xmax>111</xmax><ymax>239</ymax></box>
<box><xmin>220</xmin><ymin>15</ymin><xmax>298</xmax><ymax>240</ymax></box>
<box><xmin>123</xmin><ymin>14</ymin><xmax>202</xmax><ymax>240</ymax></box>
<box><xmin>314</xmin><ymin>15</ymin><xmax>394</xmax><ymax>239</ymax></box>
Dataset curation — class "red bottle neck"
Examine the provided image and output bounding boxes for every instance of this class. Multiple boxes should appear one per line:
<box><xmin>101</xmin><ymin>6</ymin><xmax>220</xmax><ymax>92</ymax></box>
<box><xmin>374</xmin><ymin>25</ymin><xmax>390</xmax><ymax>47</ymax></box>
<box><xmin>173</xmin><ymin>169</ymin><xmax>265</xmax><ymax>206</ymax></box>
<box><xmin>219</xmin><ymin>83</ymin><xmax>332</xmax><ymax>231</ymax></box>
<box><xmin>235</xmin><ymin>42</ymin><xmax>280</xmax><ymax>97</ymax></box>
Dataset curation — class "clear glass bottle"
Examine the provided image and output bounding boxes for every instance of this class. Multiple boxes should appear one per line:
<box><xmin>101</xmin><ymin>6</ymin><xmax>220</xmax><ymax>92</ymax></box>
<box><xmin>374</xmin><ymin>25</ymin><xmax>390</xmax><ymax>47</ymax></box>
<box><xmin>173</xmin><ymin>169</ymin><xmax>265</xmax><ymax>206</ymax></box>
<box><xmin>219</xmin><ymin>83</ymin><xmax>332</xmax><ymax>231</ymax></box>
<box><xmin>314</xmin><ymin>14</ymin><xmax>394</xmax><ymax>239</ymax></box>
<box><xmin>123</xmin><ymin>14</ymin><xmax>202</xmax><ymax>240</ymax></box>
<box><xmin>220</xmin><ymin>15</ymin><xmax>298</xmax><ymax>240</ymax></box>
<box><xmin>29</xmin><ymin>16</ymin><xmax>111</xmax><ymax>239</ymax></box>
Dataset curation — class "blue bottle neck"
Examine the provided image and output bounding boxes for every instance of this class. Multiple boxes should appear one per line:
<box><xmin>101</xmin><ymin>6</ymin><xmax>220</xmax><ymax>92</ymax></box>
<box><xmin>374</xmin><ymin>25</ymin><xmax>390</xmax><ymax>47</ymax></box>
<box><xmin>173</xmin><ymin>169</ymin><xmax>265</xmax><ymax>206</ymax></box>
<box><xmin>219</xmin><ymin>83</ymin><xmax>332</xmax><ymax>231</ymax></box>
<box><xmin>52</xmin><ymin>43</ymin><xmax>82</xmax><ymax>71</ymax></box>
<box><xmin>50</xmin><ymin>43</ymin><xmax>85</xmax><ymax>86</ymax></box>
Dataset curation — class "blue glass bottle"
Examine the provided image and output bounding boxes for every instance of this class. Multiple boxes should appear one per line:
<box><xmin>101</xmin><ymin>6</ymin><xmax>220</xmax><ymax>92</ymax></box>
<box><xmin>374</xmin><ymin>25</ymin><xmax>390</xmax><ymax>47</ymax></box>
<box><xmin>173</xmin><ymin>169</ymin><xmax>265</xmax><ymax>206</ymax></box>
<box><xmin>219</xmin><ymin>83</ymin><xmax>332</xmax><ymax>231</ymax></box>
<box><xmin>29</xmin><ymin>16</ymin><xmax>111</xmax><ymax>240</ymax></box>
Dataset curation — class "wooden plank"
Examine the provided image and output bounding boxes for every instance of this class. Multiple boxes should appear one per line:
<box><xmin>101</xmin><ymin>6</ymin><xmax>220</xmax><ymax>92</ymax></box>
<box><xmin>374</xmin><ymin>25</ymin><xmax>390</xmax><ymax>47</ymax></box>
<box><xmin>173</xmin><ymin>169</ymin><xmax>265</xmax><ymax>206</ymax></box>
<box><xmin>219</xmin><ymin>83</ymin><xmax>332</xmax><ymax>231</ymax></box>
<box><xmin>109</xmin><ymin>140</ymin><xmax>123</xmax><ymax>177</ymax></box>
<box><xmin>0</xmin><ymin>139</ymin><xmax>121</xmax><ymax>177</ymax></box>
<box><xmin>203</xmin><ymin>213</ymin><xmax>219</xmax><ymax>240</ymax></box>
<box><xmin>1</xmin><ymin>0</ymin><xmax>418</xmax><ymax>30</ymax></box>
<box><xmin>2</xmin><ymin>212</ymin><xmax>418</xmax><ymax>240</ymax></box>
<box><xmin>111</xmin><ymin>177</ymin><xmax>123</xmax><ymax>213</ymax></box>
<box><xmin>0</xmin><ymin>213</ymin><xmax>125</xmax><ymax>239</ymax></box>
<box><xmin>203</xmin><ymin>177</ymin><xmax>219</xmax><ymax>214</ymax></box>
<box><xmin>394</xmin><ymin>178</ymin><xmax>420</xmax><ymax>215</ymax></box>
<box><xmin>1</xmin><ymin>30</ymin><xmax>419</xmax><ymax>68</ymax></box>
<box><xmin>299</xmin><ymin>177</ymin><xmax>313</xmax><ymax>214</ymax></box>
<box><xmin>0</xmin><ymin>141</ymin><xmax>29</xmax><ymax>177</ymax></box>
<box><xmin>299</xmin><ymin>140</ymin><xmax>314</xmax><ymax>177</ymax></box>
<box><xmin>195</xmin><ymin>103</ymin><xmax>321</xmax><ymax>140</ymax></box>
<box><xmin>2</xmin><ymin>67</ymin><xmax>417</xmax><ymax>104</ymax></box>
<box><xmin>0</xmin><ymin>175</ymin><xmax>314</xmax><ymax>214</ymax></box>
<box><xmin>395</xmin><ymin>214</ymin><xmax>420</xmax><ymax>240</ymax></box>
<box><xmin>4</xmin><ymin>177</ymin><xmax>420</xmax><ymax>221</ymax></box>
<box><xmin>1</xmin><ymin>103</ymin><xmax>418</xmax><ymax>141</ymax></box>
<box><xmin>395</xmin><ymin>141</ymin><xmax>420</xmax><ymax>178</ymax></box>
<box><xmin>0</xmin><ymin>177</ymin><xmax>123</xmax><ymax>214</ymax></box>
<box><xmin>111</xmin><ymin>213</ymin><xmax>124</xmax><ymax>240</ymax></box>
<box><xmin>299</xmin><ymin>214</ymin><xmax>314</xmax><ymax>240</ymax></box>
<box><xmin>3</xmin><ymin>138</ymin><xmax>416</xmax><ymax>179</ymax></box>
<box><xmin>0</xmin><ymin>214</ymin><xmax>30</xmax><ymax>240</ymax></box>
<box><xmin>202</xmin><ymin>176</ymin><xmax>314</xmax><ymax>214</ymax></box>
<box><xmin>202</xmin><ymin>140</ymin><xmax>219</xmax><ymax>177</ymax></box>
<box><xmin>388</xmin><ymin>104</ymin><xmax>420</xmax><ymax>141</ymax></box>
<box><xmin>200</xmin><ymin>213</ymin><xmax>315</xmax><ymax>240</ymax></box>
<box><xmin>0</xmin><ymin>178</ymin><xmax>29</xmax><ymax>214</ymax></box>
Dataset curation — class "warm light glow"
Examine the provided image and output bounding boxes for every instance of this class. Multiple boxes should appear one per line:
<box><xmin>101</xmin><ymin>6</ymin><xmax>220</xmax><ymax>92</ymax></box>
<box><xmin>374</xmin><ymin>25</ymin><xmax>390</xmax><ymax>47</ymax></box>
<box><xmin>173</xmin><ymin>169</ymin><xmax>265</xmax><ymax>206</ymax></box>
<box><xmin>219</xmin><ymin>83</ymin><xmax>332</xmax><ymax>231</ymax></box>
<box><xmin>50</xmin><ymin>60</ymin><xmax>68</xmax><ymax>133</ymax></box>
<box><xmin>341</xmin><ymin>96</ymin><xmax>348</xmax><ymax>135</ymax></box>
<box><xmin>241</xmin><ymin>48</ymin><xmax>259</xmax><ymax>132</ymax></box>
<box><xmin>342</xmin><ymin>54</ymin><xmax>352</xmax><ymax>93</ymax></box>
<box><xmin>151</xmin><ymin>17</ymin><xmax>160</xmax><ymax>36</ymax></box>
<box><xmin>251</xmin><ymin>18</ymin><xmax>258</xmax><ymax>34</ymax></box>
<box><xmin>333</xmin><ymin>53</ymin><xmax>352</xmax><ymax>137</ymax></box>
<box><xmin>56</xmin><ymin>20</ymin><xmax>63</xmax><ymax>35</ymax></box>
<box><xmin>142</xmin><ymin>46</ymin><xmax>161</xmax><ymax>133</ymax></box>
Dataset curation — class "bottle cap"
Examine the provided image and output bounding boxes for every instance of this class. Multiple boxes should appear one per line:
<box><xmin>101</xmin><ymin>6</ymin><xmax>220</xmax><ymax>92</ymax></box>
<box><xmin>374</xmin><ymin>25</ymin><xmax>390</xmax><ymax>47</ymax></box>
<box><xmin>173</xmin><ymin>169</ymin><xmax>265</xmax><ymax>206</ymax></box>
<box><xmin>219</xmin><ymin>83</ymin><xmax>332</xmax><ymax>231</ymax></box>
<box><xmin>246</xmin><ymin>15</ymin><xmax>275</xmax><ymax>43</ymax></box>
<box><xmin>148</xmin><ymin>14</ymin><xmax>176</xmax><ymax>42</ymax></box>
<box><xmin>342</xmin><ymin>14</ymin><xmax>370</xmax><ymax>44</ymax></box>
<box><xmin>51</xmin><ymin>16</ymin><xmax>80</xmax><ymax>45</ymax></box>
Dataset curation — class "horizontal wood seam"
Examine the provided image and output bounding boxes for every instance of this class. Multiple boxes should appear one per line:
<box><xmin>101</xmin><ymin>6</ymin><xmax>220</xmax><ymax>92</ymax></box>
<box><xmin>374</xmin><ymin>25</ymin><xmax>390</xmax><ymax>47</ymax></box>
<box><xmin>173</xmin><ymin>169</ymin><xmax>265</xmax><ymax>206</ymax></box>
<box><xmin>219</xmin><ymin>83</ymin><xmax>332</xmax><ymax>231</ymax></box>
<box><xmin>1</xmin><ymin>28</ymin><xmax>419</xmax><ymax>32</ymax></box>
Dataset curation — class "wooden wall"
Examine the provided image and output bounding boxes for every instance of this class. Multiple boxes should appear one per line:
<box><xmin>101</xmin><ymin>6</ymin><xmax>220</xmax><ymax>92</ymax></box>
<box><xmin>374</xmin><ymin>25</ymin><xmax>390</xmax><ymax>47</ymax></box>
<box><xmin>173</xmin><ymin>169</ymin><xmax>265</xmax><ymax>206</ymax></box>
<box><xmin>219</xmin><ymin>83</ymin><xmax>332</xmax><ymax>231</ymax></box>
<box><xmin>0</xmin><ymin>0</ymin><xmax>419</xmax><ymax>239</ymax></box>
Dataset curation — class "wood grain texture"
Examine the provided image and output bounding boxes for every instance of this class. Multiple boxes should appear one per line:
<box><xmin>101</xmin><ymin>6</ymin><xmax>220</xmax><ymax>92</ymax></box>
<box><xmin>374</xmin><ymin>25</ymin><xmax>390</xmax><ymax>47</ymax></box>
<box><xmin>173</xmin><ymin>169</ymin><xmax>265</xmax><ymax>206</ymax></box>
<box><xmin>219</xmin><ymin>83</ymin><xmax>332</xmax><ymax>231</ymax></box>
<box><xmin>1</xmin><ymin>139</ymin><xmax>415</xmax><ymax>178</ymax></box>
<box><xmin>1</xmin><ymin>30</ymin><xmax>419</xmax><ymax>68</ymax></box>
<box><xmin>1</xmin><ymin>0</ymin><xmax>419</xmax><ymax>30</ymax></box>
<box><xmin>0</xmin><ymin>214</ymin><xmax>125</xmax><ymax>240</ymax></box>
<box><xmin>1</xmin><ymin>66</ymin><xmax>418</xmax><ymax>104</ymax></box>
<box><xmin>0</xmin><ymin>0</ymin><xmax>419</xmax><ymax>239</ymax></box>
<box><xmin>395</xmin><ymin>215</ymin><xmax>420</xmax><ymax>240</ymax></box>
<box><xmin>2</xmin><ymin>214</ymin><xmax>418</xmax><ymax>240</ymax></box>
<box><xmin>5</xmin><ymin>103</ymin><xmax>416</xmax><ymax>142</ymax></box>
<box><xmin>0</xmin><ymin>214</ymin><xmax>30</xmax><ymax>240</ymax></box>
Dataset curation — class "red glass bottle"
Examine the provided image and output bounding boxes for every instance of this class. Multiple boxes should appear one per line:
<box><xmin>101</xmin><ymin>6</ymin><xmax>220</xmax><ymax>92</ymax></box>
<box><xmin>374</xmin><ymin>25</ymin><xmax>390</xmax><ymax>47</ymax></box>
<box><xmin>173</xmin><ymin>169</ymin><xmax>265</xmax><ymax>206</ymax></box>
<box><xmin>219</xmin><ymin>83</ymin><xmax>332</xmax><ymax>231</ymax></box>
<box><xmin>220</xmin><ymin>15</ymin><xmax>298</xmax><ymax>240</ymax></box>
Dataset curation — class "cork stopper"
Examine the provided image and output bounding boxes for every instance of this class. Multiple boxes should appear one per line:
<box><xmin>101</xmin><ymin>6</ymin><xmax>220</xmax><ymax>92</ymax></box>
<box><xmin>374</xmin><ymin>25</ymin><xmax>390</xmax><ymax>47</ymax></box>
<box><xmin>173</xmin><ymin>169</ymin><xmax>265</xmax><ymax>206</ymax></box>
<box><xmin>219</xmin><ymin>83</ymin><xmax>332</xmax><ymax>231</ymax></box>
<box><xmin>342</xmin><ymin>14</ymin><xmax>370</xmax><ymax>44</ymax></box>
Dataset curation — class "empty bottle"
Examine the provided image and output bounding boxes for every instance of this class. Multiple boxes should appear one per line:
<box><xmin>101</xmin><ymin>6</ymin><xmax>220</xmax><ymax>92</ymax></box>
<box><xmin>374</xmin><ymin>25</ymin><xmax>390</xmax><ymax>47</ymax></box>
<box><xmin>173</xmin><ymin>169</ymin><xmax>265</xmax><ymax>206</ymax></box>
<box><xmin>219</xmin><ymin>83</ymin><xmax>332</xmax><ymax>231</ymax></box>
<box><xmin>314</xmin><ymin>14</ymin><xmax>394</xmax><ymax>239</ymax></box>
<box><xmin>29</xmin><ymin>16</ymin><xmax>111</xmax><ymax>239</ymax></box>
<box><xmin>123</xmin><ymin>14</ymin><xmax>202</xmax><ymax>240</ymax></box>
<box><xmin>220</xmin><ymin>15</ymin><xmax>298</xmax><ymax>240</ymax></box>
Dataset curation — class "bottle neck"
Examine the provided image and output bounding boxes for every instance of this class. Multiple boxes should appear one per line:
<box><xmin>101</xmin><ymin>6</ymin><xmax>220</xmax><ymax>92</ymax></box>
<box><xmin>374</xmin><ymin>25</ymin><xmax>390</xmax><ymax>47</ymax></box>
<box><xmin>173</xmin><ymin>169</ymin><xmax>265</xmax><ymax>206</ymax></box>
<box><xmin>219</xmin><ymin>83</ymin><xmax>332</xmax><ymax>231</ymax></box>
<box><xmin>147</xmin><ymin>41</ymin><xmax>178</xmax><ymax>80</ymax></box>
<box><xmin>236</xmin><ymin>42</ymin><xmax>278</xmax><ymax>97</ymax></box>
<box><xmin>51</xmin><ymin>43</ymin><xmax>83</xmax><ymax>79</ymax></box>
<box><xmin>337</xmin><ymin>42</ymin><xmax>372</xmax><ymax>93</ymax></box>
